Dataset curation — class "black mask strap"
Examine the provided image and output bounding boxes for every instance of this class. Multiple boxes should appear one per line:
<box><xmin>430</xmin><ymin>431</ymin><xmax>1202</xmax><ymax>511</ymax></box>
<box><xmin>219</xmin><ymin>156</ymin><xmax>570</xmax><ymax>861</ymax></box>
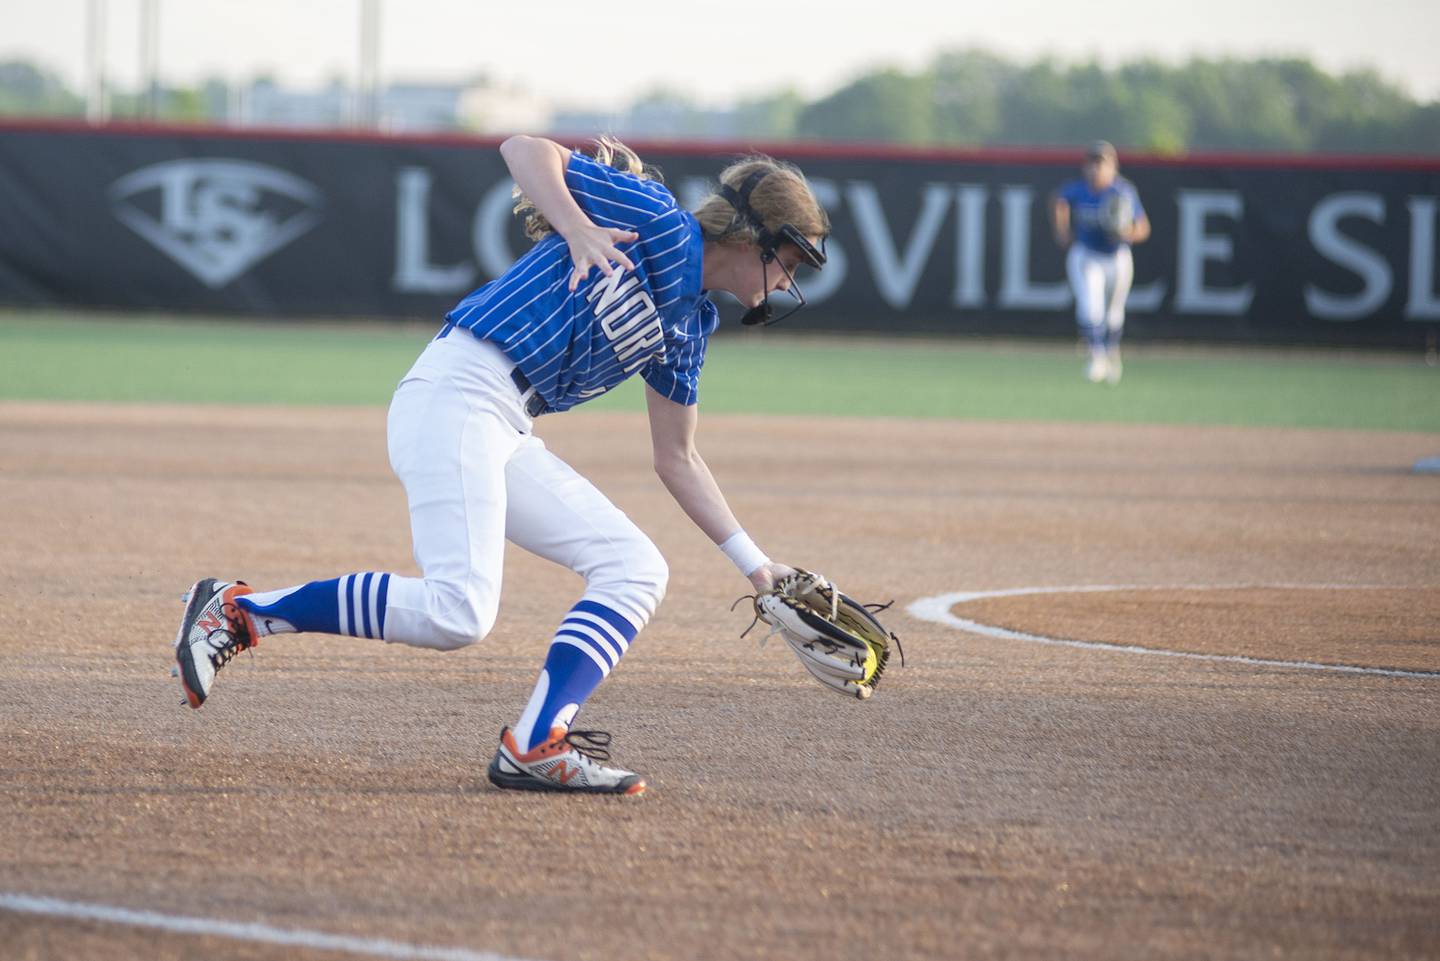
<box><xmin>718</xmin><ymin>169</ymin><xmax>777</xmax><ymax>254</ymax></box>
<box><xmin>717</xmin><ymin>168</ymin><xmax>825</xmax><ymax>326</ymax></box>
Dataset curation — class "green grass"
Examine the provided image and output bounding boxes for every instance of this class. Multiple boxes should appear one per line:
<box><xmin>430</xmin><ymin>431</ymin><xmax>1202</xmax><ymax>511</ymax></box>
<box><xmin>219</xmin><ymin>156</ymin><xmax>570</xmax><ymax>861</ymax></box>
<box><xmin>2</xmin><ymin>310</ymin><xmax>1437</xmax><ymax>431</ymax></box>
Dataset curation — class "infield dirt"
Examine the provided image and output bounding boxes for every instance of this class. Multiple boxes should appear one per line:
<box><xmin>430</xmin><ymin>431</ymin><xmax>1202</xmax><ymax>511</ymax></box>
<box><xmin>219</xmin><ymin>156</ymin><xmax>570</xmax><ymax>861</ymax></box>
<box><xmin>2</xmin><ymin>402</ymin><xmax>1437</xmax><ymax>961</ymax></box>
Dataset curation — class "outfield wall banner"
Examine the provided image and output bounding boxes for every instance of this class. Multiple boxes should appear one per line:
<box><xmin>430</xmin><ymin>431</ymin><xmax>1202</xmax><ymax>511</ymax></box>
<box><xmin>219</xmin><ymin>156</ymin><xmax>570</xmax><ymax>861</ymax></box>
<box><xmin>1</xmin><ymin>121</ymin><xmax>1438</xmax><ymax>346</ymax></box>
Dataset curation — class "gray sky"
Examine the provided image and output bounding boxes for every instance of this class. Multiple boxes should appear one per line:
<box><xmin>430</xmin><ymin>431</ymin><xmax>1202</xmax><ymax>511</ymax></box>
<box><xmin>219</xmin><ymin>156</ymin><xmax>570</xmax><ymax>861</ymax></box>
<box><xmin>4</xmin><ymin>0</ymin><xmax>1437</xmax><ymax>106</ymax></box>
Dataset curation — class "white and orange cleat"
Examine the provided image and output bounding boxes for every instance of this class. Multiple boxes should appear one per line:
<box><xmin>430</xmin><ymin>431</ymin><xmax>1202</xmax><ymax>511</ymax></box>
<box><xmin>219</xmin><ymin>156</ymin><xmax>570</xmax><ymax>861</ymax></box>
<box><xmin>1106</xmin><ymin>347</ymin><xmax>1123</xmax><ymax>384</ymax></box>
<box><xmin>173</xmin><ymin>578</ymin><xmax>259</xmax><ymax>708</ymax></box>
<box><xmin>487</xmin><ymin>726</ymin><xmax>646</xmax><ymax>796</ymax></box>
<box><xmin>1086</xmin><ymin>351</ymin><xmax>1109</xmax><ymax>383</ymax></box>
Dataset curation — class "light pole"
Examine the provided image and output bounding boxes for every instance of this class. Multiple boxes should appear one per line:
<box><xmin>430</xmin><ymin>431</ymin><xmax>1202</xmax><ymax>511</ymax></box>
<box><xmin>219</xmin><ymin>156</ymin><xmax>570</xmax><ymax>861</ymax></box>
<box><xmin>85</xmin><ymin>0</ymin><xmax>110</xmax><ymax>122</ymax></box>
<box><xmin>357</xmin><ymin>0</ymin><xmax>381</xmax><ymax>127</ymax></box>
<box><xmin>139</xmin><ymin>0</ymin><xmax>160</xmax><ymax>119</ymax></box>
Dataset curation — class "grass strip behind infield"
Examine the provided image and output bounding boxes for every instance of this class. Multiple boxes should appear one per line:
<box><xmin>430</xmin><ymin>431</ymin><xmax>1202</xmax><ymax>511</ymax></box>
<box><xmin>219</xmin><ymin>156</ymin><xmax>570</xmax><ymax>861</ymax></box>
<box><xmin>1</xmin><ymin>311</ymin><xmax>1437</xmax><ymax>432</ymax></box>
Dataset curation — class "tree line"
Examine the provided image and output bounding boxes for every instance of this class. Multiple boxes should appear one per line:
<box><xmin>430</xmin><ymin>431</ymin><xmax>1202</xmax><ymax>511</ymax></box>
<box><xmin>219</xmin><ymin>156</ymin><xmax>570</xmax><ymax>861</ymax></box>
<box><xmin>4</xmin><ymin>48</ymin><xmax>1438</xmax><ymax>154</ymax></box>
<box><xmin>726</xmin><ymin>50</ymin><xmax>1440</xmax><ymax>153</ymax></box>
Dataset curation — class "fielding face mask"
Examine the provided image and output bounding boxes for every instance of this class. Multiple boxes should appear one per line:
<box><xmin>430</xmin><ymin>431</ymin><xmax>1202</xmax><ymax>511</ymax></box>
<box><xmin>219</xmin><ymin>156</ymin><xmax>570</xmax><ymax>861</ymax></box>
<box><xmin>716</xmin><ymin>169</ymin><xmax>827</xmax><ymax>327</ymax></box>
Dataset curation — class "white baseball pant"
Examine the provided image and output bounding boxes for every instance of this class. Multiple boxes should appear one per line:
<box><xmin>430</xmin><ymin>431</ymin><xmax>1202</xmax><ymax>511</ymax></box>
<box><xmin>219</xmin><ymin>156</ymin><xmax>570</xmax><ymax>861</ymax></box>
<box><xmin>379</xmin><ymin>331</ymin><xmax>668</xmax><ymax>650</ymax></box>
<box><xmin>1066</xmin><ymin>244</ymin><xmax>1134</xmax><ymax>333</ymax></box>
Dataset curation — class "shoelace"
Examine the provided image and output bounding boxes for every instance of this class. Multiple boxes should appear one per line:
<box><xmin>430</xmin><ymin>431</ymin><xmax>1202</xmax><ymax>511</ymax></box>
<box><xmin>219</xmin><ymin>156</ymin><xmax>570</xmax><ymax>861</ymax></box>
<box><xmin>562</xmin><ymin>730</ymin><xmax>614</xmax><ymax>763</ymax></box>
<box><xmin>205</xmin><ymin>598</ymin><xmax>255</xmax><ymax>669</ymax></box>
<box><xmin>205</xmin><ymin>627</ymin><xmax>249</xmax><ymax>669</ymax></box>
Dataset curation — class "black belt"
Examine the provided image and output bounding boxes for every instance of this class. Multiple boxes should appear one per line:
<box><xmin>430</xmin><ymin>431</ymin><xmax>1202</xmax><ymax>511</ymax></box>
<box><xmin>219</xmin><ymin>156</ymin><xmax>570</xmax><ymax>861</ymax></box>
<box><xmin>509</xmin><ymin>367</ymin><xmax>550</xmax><ymax>417</ymax></box>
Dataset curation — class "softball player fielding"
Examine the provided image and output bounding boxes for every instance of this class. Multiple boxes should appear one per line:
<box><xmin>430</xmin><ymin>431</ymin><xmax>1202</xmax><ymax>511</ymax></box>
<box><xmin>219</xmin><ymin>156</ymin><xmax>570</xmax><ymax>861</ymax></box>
<box><xmin>1050</xmin><ymin>140</ymin><xmax>1150</xmax><ymax>384</ymax></box>
<box><xmin>173</xmin><ymin>135</ymin><xmax>830</xmax><ymax>795</ymax></box>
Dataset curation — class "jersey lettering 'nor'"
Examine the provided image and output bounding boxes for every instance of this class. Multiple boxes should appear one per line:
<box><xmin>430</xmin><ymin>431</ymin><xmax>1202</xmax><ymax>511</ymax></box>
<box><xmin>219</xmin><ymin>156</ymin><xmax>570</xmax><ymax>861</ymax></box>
<box><xmin>587</xmin><ymin>271</ymin><xmax>665</xmax><ymax>374</ymax></box>
<box><xmin>443</xmin><ymin>151</ymin><xmax>717</xmax><ymax>413</ymax></box>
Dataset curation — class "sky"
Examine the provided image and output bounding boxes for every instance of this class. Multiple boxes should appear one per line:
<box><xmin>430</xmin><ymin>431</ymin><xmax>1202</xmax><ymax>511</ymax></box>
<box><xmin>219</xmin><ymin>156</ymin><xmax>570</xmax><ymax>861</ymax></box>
<box><xmin>3</xmin><ymin>0</ymin><xmax>1438</xmax><ymax>108</ymax></box>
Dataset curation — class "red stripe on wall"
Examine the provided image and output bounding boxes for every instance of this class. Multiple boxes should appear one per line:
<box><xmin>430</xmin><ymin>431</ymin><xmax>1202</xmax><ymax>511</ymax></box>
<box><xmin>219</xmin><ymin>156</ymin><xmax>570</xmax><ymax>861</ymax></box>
<box><xmin>1</xmin><ymin>117</ymin><xmax>1437</xmax><ymax>172</ymax></box>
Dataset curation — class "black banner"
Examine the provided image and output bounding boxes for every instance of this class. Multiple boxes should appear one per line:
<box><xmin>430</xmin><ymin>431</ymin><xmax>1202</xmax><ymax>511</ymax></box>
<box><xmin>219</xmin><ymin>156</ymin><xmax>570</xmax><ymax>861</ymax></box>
<box><xmin>1</xmin><ymin>121</ymin><xmax>1438</xmax><ymax>346</ymax></box>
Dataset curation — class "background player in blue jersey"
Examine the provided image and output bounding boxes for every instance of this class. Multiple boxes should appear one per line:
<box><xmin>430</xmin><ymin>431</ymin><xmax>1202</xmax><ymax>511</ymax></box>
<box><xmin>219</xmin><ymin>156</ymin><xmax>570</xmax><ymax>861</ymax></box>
<box><xmin>172</xmin><ymin>135</ymin><xmax>829</xmax><ymax>796</ymax></box>
<box><xmin>1050</xmin><ymin>140</ymin><xmax>1150</xmax><ymax>384</ymax></box>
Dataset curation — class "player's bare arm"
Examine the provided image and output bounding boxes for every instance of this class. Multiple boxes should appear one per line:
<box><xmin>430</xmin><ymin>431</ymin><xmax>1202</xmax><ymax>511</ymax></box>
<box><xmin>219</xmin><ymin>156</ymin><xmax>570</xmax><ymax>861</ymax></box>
<box><xmin>1050</xmin><ymin>193</ymin><xmax>1072</xmax><ymax>247</ymax></box>
<box><xmin>1124</xmin><ymin>213</ymin><xmax>1152</xmax><ymax>245</ymax></box>
<box><xmin>645</xmin><ymin>385</ymin><xmax>792</xmax><ymax>592</ymax></box>
<box><xmin>499</xmin><ymin>134</ymin><xmax>637</xmax><ymax>290</ymax></box>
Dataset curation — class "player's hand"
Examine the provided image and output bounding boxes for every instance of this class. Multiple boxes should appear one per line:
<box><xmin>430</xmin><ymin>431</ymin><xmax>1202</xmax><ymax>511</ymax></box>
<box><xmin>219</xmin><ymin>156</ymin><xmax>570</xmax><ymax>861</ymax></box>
<box><xmin>564</xmin><ymin>224</ymin><xmax>639</xmax><ymax>291</ymax></box>
<box><xmin>748</xmin><ymin>561</ymin><xmax>797</xmax><ymax>594</ymax></box>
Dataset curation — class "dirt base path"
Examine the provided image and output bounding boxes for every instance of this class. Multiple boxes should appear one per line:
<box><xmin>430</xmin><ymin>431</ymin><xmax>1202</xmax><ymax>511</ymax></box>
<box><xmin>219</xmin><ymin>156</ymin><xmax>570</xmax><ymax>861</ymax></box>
<box><xmin>2</xmin><ymin>402</ymin><xmax>1437</xmax><ymax>961</ymax></box>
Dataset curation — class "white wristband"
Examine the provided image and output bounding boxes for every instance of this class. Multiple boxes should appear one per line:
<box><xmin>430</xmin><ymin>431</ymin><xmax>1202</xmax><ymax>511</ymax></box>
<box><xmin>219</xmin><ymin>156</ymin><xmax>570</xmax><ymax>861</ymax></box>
<box><xmin>719</xmin><ymin>531</ymin><xmax>769</xmax><ymax>577</ymax></box>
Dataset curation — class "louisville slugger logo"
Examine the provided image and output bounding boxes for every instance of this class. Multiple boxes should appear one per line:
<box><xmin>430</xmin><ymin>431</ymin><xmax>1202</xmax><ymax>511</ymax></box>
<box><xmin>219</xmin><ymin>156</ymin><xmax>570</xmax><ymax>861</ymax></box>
<box><xmin>109</xmin><ymin>159</ymin><xmax>323</xmax><ymax>288</ymax></box>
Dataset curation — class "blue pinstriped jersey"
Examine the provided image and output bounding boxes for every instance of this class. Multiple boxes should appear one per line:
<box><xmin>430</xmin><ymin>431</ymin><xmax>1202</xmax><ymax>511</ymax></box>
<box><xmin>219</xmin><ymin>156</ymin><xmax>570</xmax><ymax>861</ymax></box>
<box><xmin>1059</xmin><ymin>177</ymin><xmax>1145</xmax><ymax>254</ymax></box>
<box><xmin>443</xmin><ymin>151</ymin><xmax>718</xmax><ymax>412</ymax></box>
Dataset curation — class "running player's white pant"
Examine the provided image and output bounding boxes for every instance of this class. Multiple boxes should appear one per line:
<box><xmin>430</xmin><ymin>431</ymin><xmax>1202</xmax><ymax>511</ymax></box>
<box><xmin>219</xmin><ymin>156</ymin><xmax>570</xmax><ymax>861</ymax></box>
<box><xmin>1066</xmin><ymin>244</ymin><xmax>1134</xmax><ymax>333</ymax></box>
<box><xmin>380</xmin><ymin>332</ymin><xmax>667</xmax><ymax>650</ymax></box>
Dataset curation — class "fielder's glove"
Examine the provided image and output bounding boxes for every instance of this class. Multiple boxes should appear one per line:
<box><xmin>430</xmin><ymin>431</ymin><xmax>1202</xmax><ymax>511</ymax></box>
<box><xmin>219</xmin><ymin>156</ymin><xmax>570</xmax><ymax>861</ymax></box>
<box><xmin>737</xmin><ymin>568</ymin><xmax>904</xmax><ymax>699</ymax></box>
<box><xmin>1101</xmin><ymin>193</ymin><xmax>1134</xmax><ymax>241</ymax></box>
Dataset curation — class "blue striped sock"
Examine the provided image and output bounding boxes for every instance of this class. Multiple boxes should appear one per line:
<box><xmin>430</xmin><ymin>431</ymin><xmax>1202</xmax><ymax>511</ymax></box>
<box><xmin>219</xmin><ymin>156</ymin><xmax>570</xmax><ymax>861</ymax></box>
<box><xmin>1085</xmin><ymin>324</ymin><xmax>1107</xmax><ymax>352</ymax></box>
<box><xmin>236</xmin><ymin>573</ymin><xmax>392</xmax><ymax>639</ymax></box>
<box><xmin>513</xmin><ymin>599</ymin><xmax>639</xmax><ymax>752</ymax></box>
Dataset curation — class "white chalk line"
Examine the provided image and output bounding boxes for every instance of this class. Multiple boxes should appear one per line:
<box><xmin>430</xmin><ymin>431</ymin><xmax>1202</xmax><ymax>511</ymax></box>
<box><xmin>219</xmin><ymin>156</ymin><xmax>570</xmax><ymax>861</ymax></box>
<box><xmin>0</xmin><ymin>892</ymin><xmax>539</xmax><ymax>961</ymax></box>
<box><xmin>906</xmin><ymin>584</ymin><xmax>1440</xmax><ymax>679</ymax></box>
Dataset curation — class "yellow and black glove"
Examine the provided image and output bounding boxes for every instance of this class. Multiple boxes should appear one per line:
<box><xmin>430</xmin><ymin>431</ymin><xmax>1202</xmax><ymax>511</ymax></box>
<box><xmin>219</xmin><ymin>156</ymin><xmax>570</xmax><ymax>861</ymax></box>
<box><xmin>743</xmin><ymin>568</ymin><xmax>904</xmax><ymax>700</ymax></box>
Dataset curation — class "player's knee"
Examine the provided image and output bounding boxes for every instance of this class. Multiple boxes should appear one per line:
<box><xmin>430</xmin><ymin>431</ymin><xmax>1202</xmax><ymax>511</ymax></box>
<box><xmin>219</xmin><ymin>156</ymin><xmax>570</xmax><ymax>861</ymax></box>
<box><xmin>426</xmin><ymin>580</ymin><xmax>498</xmax><ymax>650</ymax></box>
<box><xmin>616</xmin><ymin>542</ymin><xmax>668</xmax><ymax>624</ymax></box>
<box><xmin>632</xmin><ymin>542</ymin><xmax>669</xmax><ymax>611</ymax></box>
<box><xmin>584</xmin><ymin>537</ymin><xmax>668</xmax><ymax>621</ymax></box>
